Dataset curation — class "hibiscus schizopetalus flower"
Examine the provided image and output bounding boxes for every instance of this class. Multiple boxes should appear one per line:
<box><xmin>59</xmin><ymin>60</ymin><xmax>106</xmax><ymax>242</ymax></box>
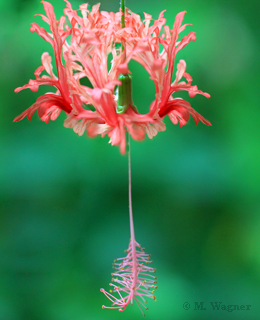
<box><xmin>14</xmin><ymin>0</ymin><xmax>211</xmax><ymax>154</ymax></box>
<box><xmin>14</xmin><ymin>1</ymin><xmax>211</xmax><ymax>315</ymax></box>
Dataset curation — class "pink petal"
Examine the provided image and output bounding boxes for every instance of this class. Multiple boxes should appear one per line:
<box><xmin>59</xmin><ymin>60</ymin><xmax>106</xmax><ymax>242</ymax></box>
<box><xmin>125</xmin><ymin>123</ymin><xmax>145</xmax><ymax>141</ymax></box>
<box><xmin>117</xmin><ymin>63</ymin><xmax>129</xmax><ymax>75</ymax></box>
<box><xmin>173</xmin><ymin>11</ymin><xmax>186</xmax><ymax>32</ymax></box>
<box><xmin>41</xmin><ymin>52</ymin><xmax>55</xmax><ymax>78</ymax></box>
<box><xmin>159</xmin><ymin>98</ymin><xmax>211</xmax><ymax>126</ymax></box>
<box><xmin>174</xmin><ymin>59</ymin><xmax>186</xmax><ymax>84</ymax></box>
<box><xmin>176</xmin><ymin>31</ymin><xmax>196</xmax><ymax>53</ymax></box>
<box><xmin>108</xmin><ymin>119</ymin><xmax>126</xmax><ymax>154</ymax></box>
<box><xmin>14</xmin><ymin>79</ymin><xmax>38</xmax><ymax>93</ymax></box>
<box><xmin>30</xmin><ymin>23</ymin><xmax>52</xmax><ymax>44</ymax></box>
<box><xmin>87</xmin><ymin>123</ymin><xmax>111</xmax><ymax>137</ymax></box>
<box><xmin>41</xmin><ymin>1</ymin><xmax>57</xmax><ymax>24</ymax></box>
<box><xmin>13</xmin><ymin>105</ymin><xmax>38</xmax><ymax>122</ymax></box>
<box><xmin>91</xmin><ymin>88</ymin><xmax>103</xmax><ymax>102</ymax></box>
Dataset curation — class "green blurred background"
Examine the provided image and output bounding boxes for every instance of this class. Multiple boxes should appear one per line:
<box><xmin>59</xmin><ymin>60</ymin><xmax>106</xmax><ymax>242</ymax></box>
<box><xmin>1</xmin><ymin>0</ymin><xmax>260</xmax><ymax>319</ymax></box>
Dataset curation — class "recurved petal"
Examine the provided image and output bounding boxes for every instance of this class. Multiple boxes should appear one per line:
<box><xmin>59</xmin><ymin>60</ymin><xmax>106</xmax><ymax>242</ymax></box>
<box><xmin>125</xmin><ymin>123</ymin><xmax>145</xmax><ymax>141</ymax></box>
<box><xmin>108</xmin><ymin>119</ymin><xmax>126</xmax><ymax>154</ymax></box>
<box><xmin>13</xmin><ymin>104</ymin><xmax>38</xmax><ymax>122</ymax></box>
<box><xmin>87</xmin><ymin>123</ymin><xmax>111</xmax><ymax>137</ymax></box>
<box><xmin>176</xmin><ymin>31</ymin><xmax>196</xmax><ymax>53</ymax></box>
<box><xmin>14</xmin><ymin>93</ymin><xmax>72</xmax><ymax>124</ymax></box>
<box><xmin>30</xmin><ymin>23</ymin><xmax>53</xmax><ymax>44</ymax></box>
<box><xmin>41</xmin><ymin>1</ymin><xmax>57</xmax><ymax>25</ymax></box>
<box><xmin>173</xmin><ymin>11</ymin><xmax>186</xmax><ymax>32</ymax></box>
<box><xmin>37</xmin><ymin>94</ymin><xmax>72</xmax><ymax>114</ymax></box>
<box><xmin>174</xmin><ymin>59</ymin><xmax>186</xmax><ymax>84</ymax></box>
<box><xmin>14</xmin><ymin>79</ymin><xmax>40</xmax><ymax>93</ymax></box>
<box><xmin>41</xmin><ymin>52</ymin><xmax>56</xmax><ymax>78</ymax></box>
<box><xmin>50</xmin><ymin>108</ymin><xmax>61</xmax><ymax>121</ymax></box>
<box><xmin>188</xmin><ymin>85</ymin><xmax>211</xmax><ymax>98</ymax></box>
<box><xmin>159</xmin><ymin>98</ymin><xmax>211</xmax><ymax>126</ymax></box>
<box><xmin>91</xmin><ymin>88</ymin><xmax>103</xmax><ymax>102</ymax></box>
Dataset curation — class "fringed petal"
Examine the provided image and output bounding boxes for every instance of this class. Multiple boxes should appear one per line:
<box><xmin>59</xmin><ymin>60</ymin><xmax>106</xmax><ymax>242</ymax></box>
<box><xmin>13</xmin><ymin>94</ymin><xmax>69</xmax><ymax>124</ymax></box>
<box><xmin>14</xmin><ymin>1</ymin><xmax>211</xmax><ymax>153</ymax></box>
<box><xmin>159</xmin><ymin>98</ymin><xmax>211</xmax><ymax>127</ymax></box>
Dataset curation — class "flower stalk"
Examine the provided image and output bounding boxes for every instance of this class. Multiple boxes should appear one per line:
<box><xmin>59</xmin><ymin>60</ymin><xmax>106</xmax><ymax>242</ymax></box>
<box><xmin>121</xmin><ymin>0</ymin><xmax>125</xmax><ymax>29</ymax></box>
<box><xmin>120</xmin><ymin>0</ymin><xmax>126</xmax><ymax>61</ymax></box>
<box><xmin>116</xmin><ymin>0</ymin><xmax>136</xmax><ymax>115</ymax></box>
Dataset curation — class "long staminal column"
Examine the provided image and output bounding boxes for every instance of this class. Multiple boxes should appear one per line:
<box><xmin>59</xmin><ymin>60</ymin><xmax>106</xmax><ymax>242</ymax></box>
<box><xmin>128</xmin><ymin>134</ymin><xmax>137</xmax><ymax>293</ymax></box>
<box><xmin>100</xmin><ymin>136</ymin><xmax>157</xmax><ymax>315</ymax></box>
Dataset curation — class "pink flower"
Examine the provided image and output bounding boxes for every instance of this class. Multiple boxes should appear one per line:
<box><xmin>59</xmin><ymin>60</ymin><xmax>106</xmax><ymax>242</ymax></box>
<box><xmin>100</xmin><ymin>239</ymin><xmax>157</xmax><ymax>316</ymax></box>
<box><xmin>14</xmin><ymin>1</ymin><xmax>211</xmax><ymax>154</ymax></box>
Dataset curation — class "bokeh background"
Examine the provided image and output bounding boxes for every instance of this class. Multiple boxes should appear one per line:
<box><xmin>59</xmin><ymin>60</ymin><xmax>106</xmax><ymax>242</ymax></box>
<box><xmin>1</xmin><ymin>0</ymin><xmax>260</xmax><ymax>319</ymax></box>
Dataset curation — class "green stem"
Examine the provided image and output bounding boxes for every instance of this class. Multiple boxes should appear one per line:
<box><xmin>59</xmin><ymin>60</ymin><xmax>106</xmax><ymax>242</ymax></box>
<box><xmin>120</xmin><ymin>0</ymin><xmax>126</xmax><ymax>59</ymax></box>
<box><xmin>121</xmin><ymin>0</ymin><xmax>125</xmax><ymax>28</ymax></box>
